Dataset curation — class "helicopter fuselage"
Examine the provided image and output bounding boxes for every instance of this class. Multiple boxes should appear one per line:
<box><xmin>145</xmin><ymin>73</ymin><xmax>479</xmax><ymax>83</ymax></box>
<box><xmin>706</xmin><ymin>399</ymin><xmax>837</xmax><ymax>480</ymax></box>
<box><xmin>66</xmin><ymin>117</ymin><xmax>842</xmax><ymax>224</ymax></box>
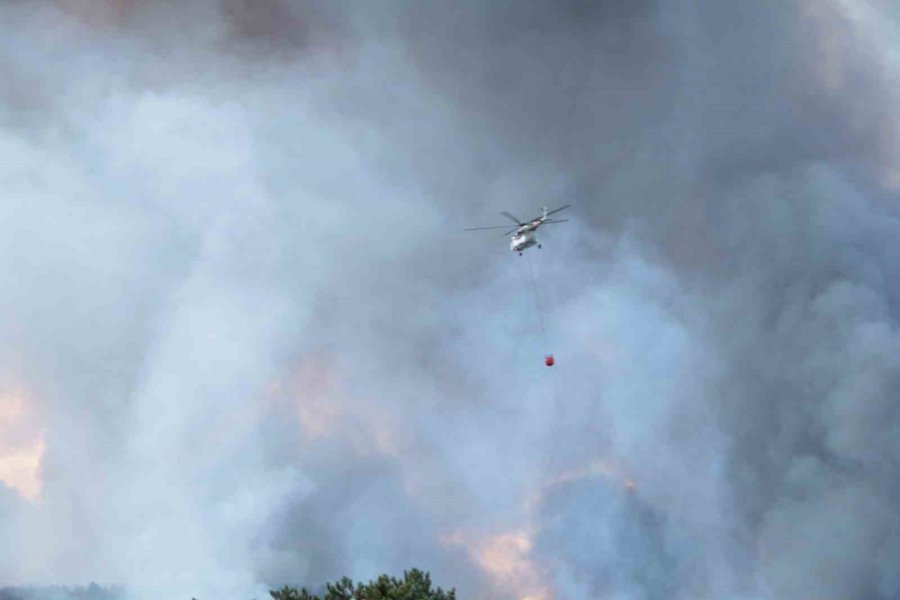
<box><xmin>511</xmin><ymin>229</ymin><xmax>538</xmax><ymax>253</ymax></box>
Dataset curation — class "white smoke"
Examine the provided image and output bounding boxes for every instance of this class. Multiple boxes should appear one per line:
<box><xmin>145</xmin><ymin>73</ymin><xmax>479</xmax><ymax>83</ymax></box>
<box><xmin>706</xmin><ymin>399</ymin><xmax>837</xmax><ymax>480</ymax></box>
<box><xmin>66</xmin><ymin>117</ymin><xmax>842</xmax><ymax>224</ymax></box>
<box><xmin>2</xmin><ymin>1</ymin><xmax>900</xmax><ymax>599</ymax></box>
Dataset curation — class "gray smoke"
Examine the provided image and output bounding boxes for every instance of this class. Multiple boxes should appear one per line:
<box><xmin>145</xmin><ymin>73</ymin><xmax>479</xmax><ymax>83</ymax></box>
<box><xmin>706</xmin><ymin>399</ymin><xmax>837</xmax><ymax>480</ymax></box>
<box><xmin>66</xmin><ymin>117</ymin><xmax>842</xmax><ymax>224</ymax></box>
<box><xmin>2</xmin><ymin>1</ymin><xmax>900</xmax><ymax>598</ymax></box>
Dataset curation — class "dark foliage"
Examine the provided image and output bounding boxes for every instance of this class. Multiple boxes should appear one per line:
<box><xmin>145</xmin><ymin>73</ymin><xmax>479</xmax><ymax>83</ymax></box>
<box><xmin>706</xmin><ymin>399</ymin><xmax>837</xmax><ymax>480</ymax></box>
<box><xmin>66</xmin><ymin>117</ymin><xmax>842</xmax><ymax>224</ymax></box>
<box><xmin>270</xmin><ymin>569</ymin><xmax>455</xmax><ymax>600</ymax></box>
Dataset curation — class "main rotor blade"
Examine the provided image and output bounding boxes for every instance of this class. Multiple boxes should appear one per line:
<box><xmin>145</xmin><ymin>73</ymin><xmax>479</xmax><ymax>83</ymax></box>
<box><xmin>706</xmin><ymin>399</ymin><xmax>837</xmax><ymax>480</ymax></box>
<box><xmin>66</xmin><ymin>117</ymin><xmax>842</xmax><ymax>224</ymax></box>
<box><xmin>504</xmin><ymin>227</ymin><xmax>520</xmax><ymax>235</ymax></box>
<box><xmin>541</xmin><ymin>219</ymin><xmax>569</xmax><ymax>224</ymax></box>
<box><xmin>464</xmin><ymin>225</ymin><xmax>513</xmax><ymax>231</ymax></box>
<box><xmin>501</xmin><ymin>211</ymin><xmax>525</xmax><ymax>225</ymax></box>
<box><xmin>544</xmin><ymin>204</ymin><xmax>571</xmax><ymax>217</ymax></box>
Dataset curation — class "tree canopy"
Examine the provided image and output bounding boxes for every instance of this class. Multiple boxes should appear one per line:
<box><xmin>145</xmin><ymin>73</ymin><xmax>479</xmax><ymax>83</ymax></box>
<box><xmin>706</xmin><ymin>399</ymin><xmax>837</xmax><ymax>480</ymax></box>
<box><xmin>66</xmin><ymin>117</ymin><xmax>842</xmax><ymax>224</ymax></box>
<box><xmin>270</xmin><ymin>569</ymin><xmax>455</xmax><ymax>600</ymax></box>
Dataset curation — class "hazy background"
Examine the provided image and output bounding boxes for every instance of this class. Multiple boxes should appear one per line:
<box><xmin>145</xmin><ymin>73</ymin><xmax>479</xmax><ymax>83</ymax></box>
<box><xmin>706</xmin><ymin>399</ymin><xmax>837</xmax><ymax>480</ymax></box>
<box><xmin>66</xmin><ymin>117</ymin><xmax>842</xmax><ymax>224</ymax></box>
<box><xmin>2</xmin><ymin>1</ymin><xmax>900</xmax><ymax>598</ymax></box>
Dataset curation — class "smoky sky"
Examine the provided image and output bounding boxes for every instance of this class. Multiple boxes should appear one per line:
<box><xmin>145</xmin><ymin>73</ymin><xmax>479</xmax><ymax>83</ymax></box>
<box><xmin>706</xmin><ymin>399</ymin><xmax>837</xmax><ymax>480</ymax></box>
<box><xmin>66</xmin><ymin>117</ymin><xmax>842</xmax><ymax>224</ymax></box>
<box><xmin>2</xmin><ymin>1</ymin><xmax>900</xmax><ymax>599</ymax></box>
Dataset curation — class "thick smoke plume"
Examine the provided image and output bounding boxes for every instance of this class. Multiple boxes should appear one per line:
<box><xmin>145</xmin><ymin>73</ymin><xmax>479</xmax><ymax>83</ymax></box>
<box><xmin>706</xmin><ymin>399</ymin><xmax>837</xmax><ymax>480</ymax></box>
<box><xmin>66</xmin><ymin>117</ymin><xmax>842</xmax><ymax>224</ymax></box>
<box><xmin>2</xmin><ymin>1</ymin><xmax>900</xmax><ymax>598</ymax></box>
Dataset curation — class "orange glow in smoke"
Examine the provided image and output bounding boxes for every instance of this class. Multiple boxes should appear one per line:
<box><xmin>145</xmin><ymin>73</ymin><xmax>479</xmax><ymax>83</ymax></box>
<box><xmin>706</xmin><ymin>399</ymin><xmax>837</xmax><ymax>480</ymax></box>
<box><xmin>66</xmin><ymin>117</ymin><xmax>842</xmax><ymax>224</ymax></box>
<box><xmin>266</xmin><ymin>357</ymin><xmax>404</xmax><ymax>459</ymax></box>
<box><xmin>275</xmin><ymin>359</ymin><xmax>345</xmax><ymax>442</ymax></box>
<box><xmin>0</xmin><ymin>393</ymin><xmax>45</xmax><ymax>501</ymax></box>
<box><xmin>527</xmin><ymin>457</ymin><xmax>637</xmax><ymax>512</ymax></box>
<box><xmin>440</xmin><ymin>457</ymin><xmax>638</xmax><ymax>599</ymax></box>
<box><xmin>441</xmin><ymin>529</ymin><xmax>551</xmax><ymax>600</ymax></box>
<box><xmin>550</xmin><ymin>457</ymin><xmax>637</xmax><ymax>490</ymax></box>
<box><xmin>0</xmin><ymin>437</ymin><xmax>45</xmax><ymax>501</ymax></box>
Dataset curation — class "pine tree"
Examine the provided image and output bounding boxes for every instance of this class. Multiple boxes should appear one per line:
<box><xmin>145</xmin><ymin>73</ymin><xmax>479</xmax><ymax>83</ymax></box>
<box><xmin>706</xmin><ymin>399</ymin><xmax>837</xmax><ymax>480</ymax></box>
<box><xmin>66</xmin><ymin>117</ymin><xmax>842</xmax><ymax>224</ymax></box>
<box><xmin>270</xmin><ymin>569</ymin><xmax>455</xmax><ymax>600</ymax></box>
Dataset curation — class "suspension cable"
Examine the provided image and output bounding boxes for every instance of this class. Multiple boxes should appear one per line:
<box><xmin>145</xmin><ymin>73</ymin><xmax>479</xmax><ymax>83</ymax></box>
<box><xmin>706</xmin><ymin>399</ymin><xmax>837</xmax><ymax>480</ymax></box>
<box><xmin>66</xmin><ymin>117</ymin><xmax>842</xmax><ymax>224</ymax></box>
<box><xmin>526</xmin><ymin>251</ymin><xmax>550</xmax><ymax>350</ymax></box>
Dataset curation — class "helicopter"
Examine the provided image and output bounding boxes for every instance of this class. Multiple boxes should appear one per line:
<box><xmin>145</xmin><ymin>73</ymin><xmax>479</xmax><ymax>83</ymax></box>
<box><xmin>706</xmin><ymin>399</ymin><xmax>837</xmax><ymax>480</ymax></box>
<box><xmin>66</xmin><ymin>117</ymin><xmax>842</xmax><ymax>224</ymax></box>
<box><xmin>465</xmin><ymin>205</ymin><xmax>570</xmax><ymax>255</ymax></box>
